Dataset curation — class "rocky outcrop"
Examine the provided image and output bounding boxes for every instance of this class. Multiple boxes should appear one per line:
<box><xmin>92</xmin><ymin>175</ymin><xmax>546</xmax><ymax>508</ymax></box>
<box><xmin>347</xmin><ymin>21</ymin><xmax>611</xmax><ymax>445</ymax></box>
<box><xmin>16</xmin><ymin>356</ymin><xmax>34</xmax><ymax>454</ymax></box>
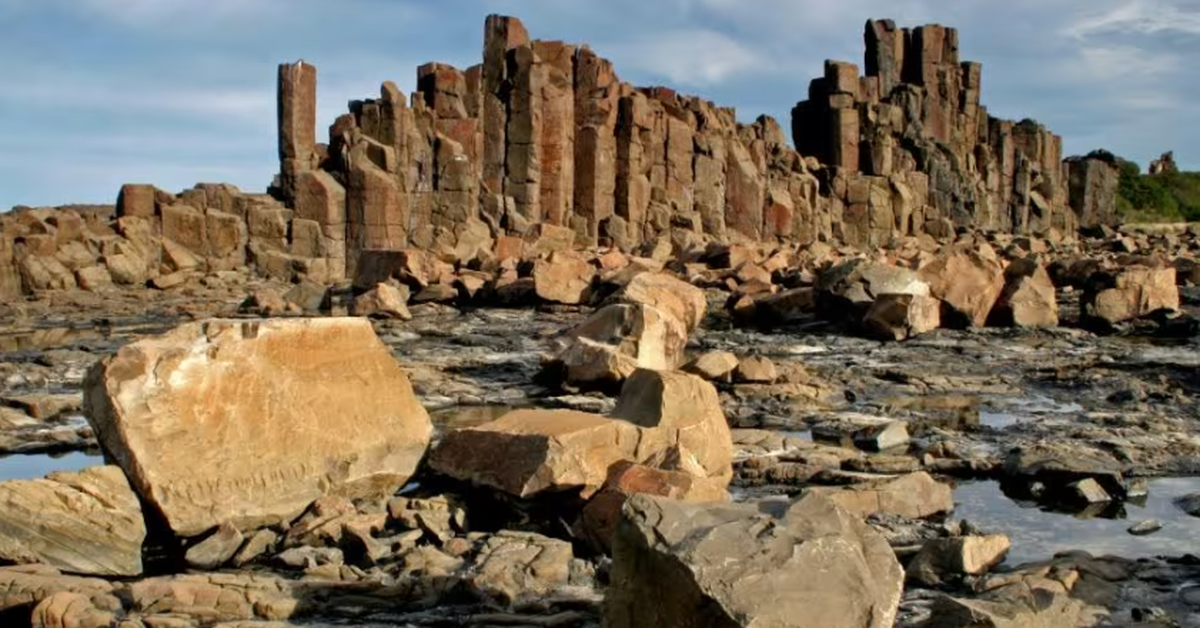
<box><xmin>605</xmin><ymin>492</ymin><xmax>904</xmax><ymax>628</ymax></box>
<box><xmin>0</xmin><ymin>466</ymin><xmax>145</xmax><ymax>577</ymax></box>
<box><xmin>84</xmin><ymin>318</ymin><xmax>432</xmax><ymax>537</ymax></box>
<box><xmin>0</xmin><ymin>15</ymin><xmax>1119</xmax><ymax>299</ymax></box>
<box><xmin>1066</xmin><ymin>150</ymin><xmax>1121</xmax><ymax>228</ymax></box>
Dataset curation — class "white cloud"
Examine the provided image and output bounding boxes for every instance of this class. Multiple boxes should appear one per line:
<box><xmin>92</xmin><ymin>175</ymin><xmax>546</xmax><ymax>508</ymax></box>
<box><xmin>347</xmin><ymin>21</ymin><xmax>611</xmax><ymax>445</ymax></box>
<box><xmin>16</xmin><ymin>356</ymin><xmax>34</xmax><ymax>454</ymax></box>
<box><xmin>609</xmin><ymin>29</ymin><xmax>768</xmax><ymax>86</ymax></box>
<box><xmin>1067</xmin><ymin>44</ymin><xmax>1181</xmax><ymax>82</ymax></box>
<box><xmin>67</xmin><ymin>0</ymin><xmax>283</xmax><ymax>28</ymax></box>
<box><xmin>1066</xmin><ymin>0</ymin><xmax>1200</xmax><ymax>38</ymax></box>
<box><xmin>0</xmin><ymin>77</ymin><xmax>273</xmax><ymax>123</ymax></box>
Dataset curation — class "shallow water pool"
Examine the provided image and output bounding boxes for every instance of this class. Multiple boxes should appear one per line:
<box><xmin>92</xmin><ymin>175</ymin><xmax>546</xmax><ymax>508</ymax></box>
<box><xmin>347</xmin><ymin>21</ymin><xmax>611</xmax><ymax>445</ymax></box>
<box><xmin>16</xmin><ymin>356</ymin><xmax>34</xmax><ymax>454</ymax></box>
<box><xmin>954</xmin><ymin>477</ymin><xmax>1200</xmax><ymax>565</ymax></box>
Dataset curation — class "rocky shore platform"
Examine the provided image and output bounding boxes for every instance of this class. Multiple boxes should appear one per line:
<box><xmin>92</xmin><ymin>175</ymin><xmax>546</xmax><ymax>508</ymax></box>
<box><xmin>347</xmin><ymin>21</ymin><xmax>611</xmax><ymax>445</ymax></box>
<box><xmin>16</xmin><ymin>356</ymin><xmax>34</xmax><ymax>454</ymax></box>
<box><xmin>3</xmin><ymin>11</ymin><xmax>1200</xmax><ymax>628</ymax></box>
<box><xmin>0</xmin><ymin>219</ymin><xmax>1198</xmax><ymax>627</ymax></box>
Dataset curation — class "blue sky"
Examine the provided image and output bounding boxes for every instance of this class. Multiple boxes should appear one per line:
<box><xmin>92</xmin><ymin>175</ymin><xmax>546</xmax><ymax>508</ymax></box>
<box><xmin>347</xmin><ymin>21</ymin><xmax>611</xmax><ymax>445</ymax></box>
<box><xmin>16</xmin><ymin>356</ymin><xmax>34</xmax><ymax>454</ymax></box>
<box><xmin>1</xmin><ymin>0</ymin><xmax>1197</xmax><ymax>208</ymax></box>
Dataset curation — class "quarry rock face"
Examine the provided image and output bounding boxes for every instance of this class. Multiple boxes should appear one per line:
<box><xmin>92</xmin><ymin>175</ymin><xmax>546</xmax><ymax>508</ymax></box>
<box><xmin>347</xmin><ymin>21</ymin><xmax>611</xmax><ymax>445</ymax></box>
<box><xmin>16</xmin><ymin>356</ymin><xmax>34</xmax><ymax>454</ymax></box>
<box><xmin>83</xmin><ymin>318</ymin><xmax>433</xmax><ymax>537</ymax></box>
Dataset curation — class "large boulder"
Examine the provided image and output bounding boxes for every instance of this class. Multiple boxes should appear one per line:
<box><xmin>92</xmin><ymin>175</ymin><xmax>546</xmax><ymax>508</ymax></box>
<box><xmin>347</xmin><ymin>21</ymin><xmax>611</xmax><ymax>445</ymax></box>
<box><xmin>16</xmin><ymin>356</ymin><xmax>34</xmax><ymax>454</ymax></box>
<box><xmin>550</xmin><ymin>303</ymin><xmax>688</xmax><ymax>389</ymax></box>
<box><xmin>576</xmin><ymin>460</ymin><xmax>730</xmax><ymax>554</ymax></box>
<box><xmin>606</xmin><ymin>492</ymin><xmax>904</xmax><ymax>628</ymax></box>
<box><xmin>1081</xmin><ymin>265</ymin><xmax>1178</xmax><ymax>325</ymax></box>
<box><xmin>919</xmin><ymin>247</ymin><xmax>1006</xmax><ymax>327</ymax></box>
<box><xmin>988</xmin><ymin>257</ymin><xmax>1059</xmax><ymax>328</ymax></box>
<box><xmin>430</xmin><ymin>408</ymin><xmax>640</xmax><ymax>498</ymax></box>
<box><xmin>532</xmin><ymin>250</ymin><xmax>595</xmax><ymax>305</ymax></box>
<box><xmin>84</xmin><ymin>318</ymin><xmax>433</xmax><ymax>537</ymax></box>
<box><xmin>610</xmin><ymin>369</ymin><xmax>733</xmax><ymax>485</ymax></box>
<box><xmin>608</xmin><ymin>271</ymin><xmax>707</xmax><ymax>331</ymax></box>
<box><xmin>816</xmin><ymin>259</ymin><xmax>930</xmax><ymax>322</ymax></box>
<box><xmin>0</xmin><ymin>466</ymin><xmax>145</xmax><ymax>576</ymax></box>
<box><xmin>862</xmin><ymin>293</ymin><xmax>941</xmax><ymax>341</ymax></box>
<box><xmin>808</xmin><ymin>471</ymin><xmax>954</xmax><ymax>519</ymax></box>
<box><xmin>430</xmin><ymin>370</ymin><xmax>732</xmax><ymax>499</ymax></box>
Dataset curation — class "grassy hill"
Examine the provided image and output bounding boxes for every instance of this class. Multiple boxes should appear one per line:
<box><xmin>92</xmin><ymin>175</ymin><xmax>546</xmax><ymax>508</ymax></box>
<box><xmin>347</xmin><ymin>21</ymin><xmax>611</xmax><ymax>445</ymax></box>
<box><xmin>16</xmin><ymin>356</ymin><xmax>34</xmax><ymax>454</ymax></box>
<box><xmin>1116</xmin><ymin>157</ymin><xmax>1200</xmax><ymax>222</ymax></box>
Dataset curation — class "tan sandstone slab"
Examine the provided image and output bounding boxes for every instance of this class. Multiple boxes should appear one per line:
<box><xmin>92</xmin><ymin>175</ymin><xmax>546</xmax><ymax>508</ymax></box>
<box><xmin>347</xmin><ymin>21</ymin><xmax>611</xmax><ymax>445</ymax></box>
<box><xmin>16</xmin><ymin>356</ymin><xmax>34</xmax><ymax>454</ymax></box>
<box><xmin>0</xmin><ymin>466</ymin><xmax>146</xmax><ymax>577</ymax></box>
<box><xmin>84</xmin><ymin>318</ymin><xmax>432</xmax><ymax>537</ymax></box>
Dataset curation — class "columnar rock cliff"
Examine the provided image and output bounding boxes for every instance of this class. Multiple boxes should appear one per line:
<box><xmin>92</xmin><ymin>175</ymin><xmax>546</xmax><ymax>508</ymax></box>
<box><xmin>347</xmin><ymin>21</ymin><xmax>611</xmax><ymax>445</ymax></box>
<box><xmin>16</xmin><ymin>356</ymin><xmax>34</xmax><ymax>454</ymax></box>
<box><xmin>272</xmin><ymin>15</ymin><xmax>1116</xmax><ymax>278</ymax></box>
<box><xmin>0</xmin><ymin>15</ymin><xmax>1120</xmax><ymax>297</ymax></box>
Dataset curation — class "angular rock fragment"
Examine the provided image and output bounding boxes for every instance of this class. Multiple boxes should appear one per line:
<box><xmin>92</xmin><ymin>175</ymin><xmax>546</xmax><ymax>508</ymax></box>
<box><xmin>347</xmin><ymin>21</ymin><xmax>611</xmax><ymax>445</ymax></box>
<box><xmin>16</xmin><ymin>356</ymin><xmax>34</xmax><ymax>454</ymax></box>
<box><xmin>84</xmin><ymin>318</ymin><xmax>432</xmax><ymax>537</ymax></box>
<box><xmin>811</xmin><ymin>413</ymin><xmax>910</xmax><ymax>452</ymax></box>
<box><xmin>808</xmin><ymin>471</ymin><xmax>953</xmax><ymax>519</ymax></box>
<box><xmin>862</xmin><ymin>293</ymin><xmax>941</xmax><ymax>340</ymax></box>
<box><xmin>606</xmin><ymin>492</ymin><xmax>903</xmax><ymax>628</ymax></box>
<box><xmin>608</xmin><ymin>271</ymin><xmax>707</xmax><ymax>331</ymax></box>
<box><xmin>1081</xmin><ymin>266</ymin><xmax>1178</xmax><ymax>326</ymax></box>
<box><xmin>988</xmin><ymin>257</ymin><xmax>1058</xmax><ymax>328</ymax></box>
<box><xmin>906</xmin><ymin>535</ymin><xmax>1011</xmax><ymax>587</ymax></box>
<box><xmin>431</xmin><ymin>369</ymin><xmax>732</xmax><ymax>499</ymax></box>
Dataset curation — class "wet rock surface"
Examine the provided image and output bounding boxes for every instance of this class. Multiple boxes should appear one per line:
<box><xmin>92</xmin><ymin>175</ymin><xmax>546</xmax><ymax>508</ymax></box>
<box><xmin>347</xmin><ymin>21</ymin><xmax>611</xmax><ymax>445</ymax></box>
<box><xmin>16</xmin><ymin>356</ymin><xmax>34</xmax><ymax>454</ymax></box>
<box><xmin>0</xmin><ymin>257</ymin><xmax>1198</xmax><ymax>626</ymax></box>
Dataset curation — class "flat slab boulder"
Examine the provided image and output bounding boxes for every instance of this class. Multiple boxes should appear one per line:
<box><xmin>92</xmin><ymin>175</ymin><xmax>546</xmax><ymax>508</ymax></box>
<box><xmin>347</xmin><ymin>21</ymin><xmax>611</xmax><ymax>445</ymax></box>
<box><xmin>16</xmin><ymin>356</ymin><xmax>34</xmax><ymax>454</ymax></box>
<box><xmin>431</xmin><ymin>370</ymin><xmax>732</xmax><ymax>499</ymax></box>
<box><xmin>84</xmin><ymin>318</ymin><xmax>432</xmax><ymax>537</ymax></box>
<box><xmin>809</xmin><ymin>471</ymin><xmax>953</xmax><ymax>519</ymax></box>
<box><xmin>0</xmin><ymin>466</ymin><xmax>145</xmax><ymax>576</ymax></box>
<box><xmin>430</xmin><ymin>409</ymin><xmax>640</xmax><ymax>498</ymax></box>
<box><xmin>606</xmin><ymin>492</ymin><xmax>903</xmax><ymax>628</ymax></box>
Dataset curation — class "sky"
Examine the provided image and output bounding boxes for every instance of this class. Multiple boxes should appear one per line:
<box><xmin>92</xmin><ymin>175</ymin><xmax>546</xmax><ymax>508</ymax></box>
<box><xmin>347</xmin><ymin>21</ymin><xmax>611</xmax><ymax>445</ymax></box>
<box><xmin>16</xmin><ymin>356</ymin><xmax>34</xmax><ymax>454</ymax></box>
<box><xmin>1</xmin><ymin>0</ymin><xmax>1197</xmax><ymax>208</ymax></box>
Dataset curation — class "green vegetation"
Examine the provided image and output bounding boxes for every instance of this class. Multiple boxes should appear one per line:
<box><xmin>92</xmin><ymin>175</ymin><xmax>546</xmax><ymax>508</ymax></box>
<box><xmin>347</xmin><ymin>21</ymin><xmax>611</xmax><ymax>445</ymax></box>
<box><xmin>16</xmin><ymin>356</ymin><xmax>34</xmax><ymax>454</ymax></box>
<box><xmin>1116</xmin><ymin>158</ymin><xmax>1200</xmax><ymax>222</ymax></box>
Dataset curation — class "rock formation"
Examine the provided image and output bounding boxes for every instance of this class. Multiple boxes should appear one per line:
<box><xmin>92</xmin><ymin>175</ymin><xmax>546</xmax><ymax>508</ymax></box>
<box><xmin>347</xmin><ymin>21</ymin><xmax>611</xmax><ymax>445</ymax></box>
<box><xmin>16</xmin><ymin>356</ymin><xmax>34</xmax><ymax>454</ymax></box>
<box><xmin>0</xmin><ymin>15</ymin><xmax>1123</xmax><ymax>298</ymax></box>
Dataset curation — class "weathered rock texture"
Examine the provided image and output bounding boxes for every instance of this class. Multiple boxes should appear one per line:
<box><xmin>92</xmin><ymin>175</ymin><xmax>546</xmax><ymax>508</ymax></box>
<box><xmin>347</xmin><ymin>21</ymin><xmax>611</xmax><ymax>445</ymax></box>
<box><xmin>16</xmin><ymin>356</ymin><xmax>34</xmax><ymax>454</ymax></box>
<box><xmin>0</xmin><ymin>16</ymin><xmax>1119</xmax><ymax>297</ymax></box>
<box><xmin>606</xmin><ymin>492</ymin><xmax>904</xmax><ymax>628</ymax></box>
<box><xmin>430</xmin><ymin>369</ymin><xmax>733</xmax><ymax>498</ymax></box>
<box><xmin>0</xmin><ymin>466</ymin><xmax>146</xmax><ymax>577</ymax></box>
<box><xmin>84</xmin><ymin>318</ymin><xmax>433</xmax><ymax>537</ymax></box>
<box><xmin>268</xmin><ymin>15</ymin><xmax>1110</xmax><ymax>270</ymax></box>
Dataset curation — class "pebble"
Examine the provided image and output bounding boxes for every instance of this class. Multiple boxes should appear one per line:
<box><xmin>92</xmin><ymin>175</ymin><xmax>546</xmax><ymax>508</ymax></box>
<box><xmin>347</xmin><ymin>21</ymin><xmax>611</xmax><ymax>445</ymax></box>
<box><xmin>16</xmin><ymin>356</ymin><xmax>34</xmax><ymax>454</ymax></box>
<box><xmin>1127</xmin><ymin>520</ymin><xmax>1164</xmax><ymax>536</ymax></box>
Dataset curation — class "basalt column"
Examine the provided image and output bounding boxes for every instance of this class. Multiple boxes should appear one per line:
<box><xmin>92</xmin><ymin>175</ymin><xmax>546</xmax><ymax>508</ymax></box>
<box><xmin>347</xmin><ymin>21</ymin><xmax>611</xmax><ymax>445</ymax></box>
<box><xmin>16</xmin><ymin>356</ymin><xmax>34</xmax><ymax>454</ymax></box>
<box><xmin>573</xmin><ymin>48</ymin><xmax>619</xmax><ymax>243</ymax></box>
<box><xmin>482</xmin><ymin>15</ymin><xmax>530</xmax><ymax>197</ymax></box>
<box><xmin>277</xmin><ymin>61</ymin><xmax>318</xmax><ymax>207</ymax></box>
<box><xmin>505</xmin><ymin>44</ymin><xmax>545</xmax><ymax>227</ymax></box>
<box><xmin>536</xmin><ymin>42</ymin><xmax>576</xmax><ymax>229</ymax></box>
<box><xmin>614</xmin><ymin>91</ymin><xmax>652</xmax><ymax>248</ymax></box>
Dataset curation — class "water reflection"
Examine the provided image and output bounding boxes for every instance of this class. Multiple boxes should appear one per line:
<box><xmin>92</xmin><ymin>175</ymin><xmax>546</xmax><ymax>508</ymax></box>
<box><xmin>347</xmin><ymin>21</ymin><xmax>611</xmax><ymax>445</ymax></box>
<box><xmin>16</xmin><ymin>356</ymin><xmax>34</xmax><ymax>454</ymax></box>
<box><xmin>954</xmin><ymin>478</ymin><xmax>1200</xmax><ymax>566</ymax></box>
<box><xmin>0</xmin><ymin>451</ymin><xmax>103</xmax><ymax>481</ymax></box>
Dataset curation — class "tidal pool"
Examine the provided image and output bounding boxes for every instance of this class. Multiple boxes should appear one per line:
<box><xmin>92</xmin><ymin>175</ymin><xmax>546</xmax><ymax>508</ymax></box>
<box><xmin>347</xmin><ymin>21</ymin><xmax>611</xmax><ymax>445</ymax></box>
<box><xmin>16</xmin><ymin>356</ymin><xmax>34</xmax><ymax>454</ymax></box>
<box><xmin>953</xmin><ymin>477</ymin><xmax>1200</xmax><ymax>566</ymax></box>
<box><xmin>0</xmin><ymin>451</ymin><xmax>103</xmax><ymax>481</ymax></box>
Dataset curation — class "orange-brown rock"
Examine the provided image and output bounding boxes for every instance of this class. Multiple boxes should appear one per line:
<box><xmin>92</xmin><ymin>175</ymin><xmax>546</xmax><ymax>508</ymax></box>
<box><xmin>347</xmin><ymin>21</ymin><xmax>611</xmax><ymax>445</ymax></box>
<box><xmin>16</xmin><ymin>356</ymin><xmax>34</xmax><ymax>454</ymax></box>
<box><xmin>919</xmin><ymin>248</ymin><xmax>1005</xmax><ymax>327</ymax></box>
<box><xmin>576</xmin><ymin>460</ymin><xmax>730</xmax><ymax>553</ymax></box>
<box><xmin>608</xmin><ymin>271</ymin><xmax>707</xmax><ymax>332</ymax></box>
<box><xmin>0</xmin><ymin>466</ymin><xmax>145</xmax><ymax>577</ymax></box>
<box><xmin>989</xmin><ymin>257</ymin><xmax>1059</xmax><ymax>328</ymax></box>
<box><xmin>863</xmin><ymin>293</ymin><xmax>942</xmax><ymax>340</ymax></box>
<box><xmin>552</xmin><ymin>303</ymin><xmax>688</xmax><ymax>388</ymax></box>
<box><xmin>1082</xmin><ymin>266</ymin><xmax>1179</xmax><ymax>325</ymax></box>
<box><xmin>83</xmin><ymin>318</ymin><xmax>432</xmax><ymax>537</ymax></box>
<box><xmin>808</xmin><ymin>471</ymin><xmax>953</xmax><ymax>519</ymax></box>
<box><xmin>533</xmin><ymin>250</ymin><xmax>595</xmax><ymax>305</ymax></box>
<box><xmin>431</xmin><ymin>369</ymin><xmax>732</xmax><ymax>499</ymax></box>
